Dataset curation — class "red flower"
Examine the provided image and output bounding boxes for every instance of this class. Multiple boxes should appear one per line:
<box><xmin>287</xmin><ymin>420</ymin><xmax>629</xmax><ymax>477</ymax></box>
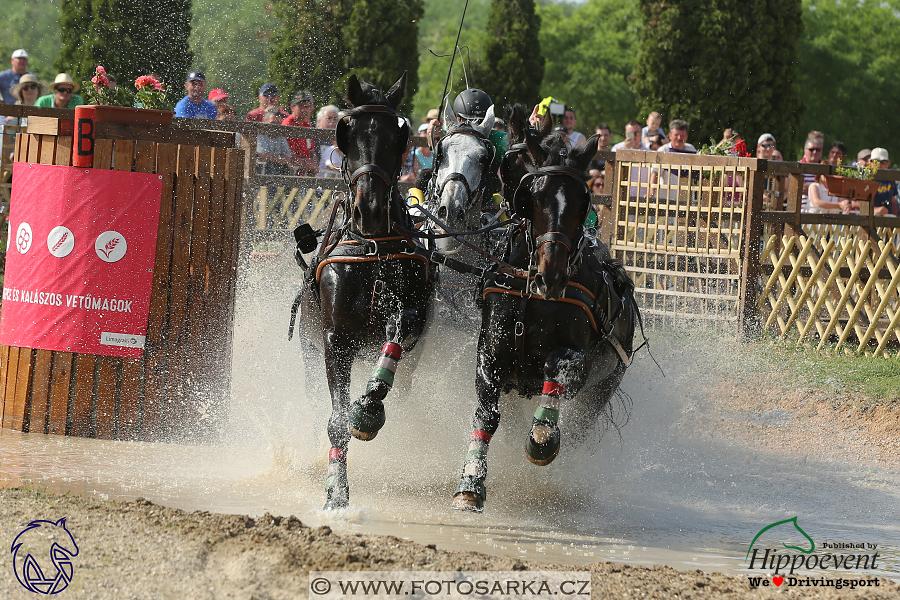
<box><xmin>733</xmin><ymin>139</ymin><xmax>749</xmax><ymax>158</ymax></box>
<box><xmin>95</xmin><ymin>65</ymin><xmax>106</xmax><ymax>75</ymax></box>
<box><xmin>91</xmin><ymin>74</ymin><xmax>109</xmax><ymax>88</ymax></box>
<box><xmin>135</xmin><ymin>75</ymin><xmax>160</xmax><ymax>90</ymax></box>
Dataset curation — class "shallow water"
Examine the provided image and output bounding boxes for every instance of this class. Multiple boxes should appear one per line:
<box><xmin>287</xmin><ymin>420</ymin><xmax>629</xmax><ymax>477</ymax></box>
<box><xmin>1</xmin><ymin>254</ymin><xmax>898</xmax><ymax>580</ymax></box>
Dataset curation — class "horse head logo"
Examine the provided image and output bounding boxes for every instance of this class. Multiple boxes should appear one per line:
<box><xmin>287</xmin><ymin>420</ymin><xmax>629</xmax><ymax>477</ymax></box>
<box><xmin>746</xmin><ymin>516</ymin><xmax>815</xmax><ymax>560</ymax></box>
<box><xmin>11</xmin><ymin>518</ymin><xmax>79</xmax><ymax>594</ymax></box>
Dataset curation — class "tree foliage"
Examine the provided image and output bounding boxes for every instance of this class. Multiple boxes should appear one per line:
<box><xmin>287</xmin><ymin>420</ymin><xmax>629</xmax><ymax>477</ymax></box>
<box><xmin>538</xmin><ymin>0</ymin><xmax>642</xmax><ymax>134</ymax></box>
<box><xmin>345</xmin><ymin>0</ymin><xmax>423</xmax><ymax>113</ymax></box>
<box><xmin>268</xmin><ymin>0</ymin><xmax>422</xmax><ymax>113</ymax></box>
<box><xmin>631</xmin><ymin>0</ymin><xmax>803</xmax><ymax>153</ymax></box>
<box><xmin>411</xmin><ymin>0</ymin><xmax>492</xmax><ymax>121</ymax></box>
<box><xmin>190</xmin><ymin>0</ymin><xmax>270</xmax><ymax>115</ymax></box>
<box><xmin>267</xmin><ymin>0</ymin><xmax>349</xmax><ymax>108</ymax></box>
<box><xmin>56</xmin><ymin>0</ymin><xmax>193</xmax><ymax>102</ymax></box>
<box><xmin>798</xmin><ymin>0</ymin><xmax>900</xmax><ymax>159</ymax></box>
<box><xmin>479</xmin><ymin>0</ymin><xmax>544</xmax><ymax>109</ymax></box>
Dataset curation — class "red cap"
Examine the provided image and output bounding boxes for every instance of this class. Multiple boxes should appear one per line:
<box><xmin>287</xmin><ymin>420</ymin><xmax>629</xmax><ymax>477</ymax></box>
<box><xmin>208</xmin><ymin>88</ymin><xmax>229</xmax><ymax>101</ymax></box>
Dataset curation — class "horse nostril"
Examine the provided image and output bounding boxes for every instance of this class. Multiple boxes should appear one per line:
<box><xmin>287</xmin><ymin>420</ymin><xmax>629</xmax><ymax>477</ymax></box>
<box><xmin>456</xmin><ymin>210</ymin><xmax>465</xmax><ymax>223</ymax></box>
<box><xmin>437</xmin><ymin>206</ymin><xmax>447</xmax><ymax>220</ymax></box>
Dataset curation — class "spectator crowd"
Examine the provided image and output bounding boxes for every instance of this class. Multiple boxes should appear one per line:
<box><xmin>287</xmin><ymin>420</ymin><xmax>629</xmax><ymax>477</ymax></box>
<box><xmin>0</xmin><ymin>46</ymin><xmax>896</xmax><ymax>214</ymax></box>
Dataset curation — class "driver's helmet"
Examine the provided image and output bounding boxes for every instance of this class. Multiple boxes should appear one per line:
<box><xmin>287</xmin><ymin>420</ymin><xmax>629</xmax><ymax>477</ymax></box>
<box><xmin>453</xmin><ymin>89</ymin><xmax>492</xmax><ymax>123</ymax></box>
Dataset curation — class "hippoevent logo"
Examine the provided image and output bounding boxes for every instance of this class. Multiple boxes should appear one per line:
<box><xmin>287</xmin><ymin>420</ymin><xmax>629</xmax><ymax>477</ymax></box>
<box><xmin>746</xmin><ymin>517</ymin><xmax>881</xmax><ymax>590</ymax></box>
<box><xmin>10</xmin><ymin>518</ymin><xmax>79</xmax><ymax>594</ymax></box>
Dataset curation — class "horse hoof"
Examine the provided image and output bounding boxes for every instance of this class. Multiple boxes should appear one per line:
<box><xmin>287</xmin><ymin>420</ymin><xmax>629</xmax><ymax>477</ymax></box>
<box><xmin>348</xmin><ymin>401</ymin><xmax>385</xmax><ymax>441</ymax></box>
<box><xmin>324</xmin><ymin>474</ymin><xmax>349</xmax><ymax>509</ymax></box>
<box><xmin>526</xmin><ymin>423</ymin><xmax>560</xmax><ymax>466</ymax></box>
<box><xmin>451</xmin><ymin>492</ymin><xmax>484</xmax><ymax>512</ymax></box>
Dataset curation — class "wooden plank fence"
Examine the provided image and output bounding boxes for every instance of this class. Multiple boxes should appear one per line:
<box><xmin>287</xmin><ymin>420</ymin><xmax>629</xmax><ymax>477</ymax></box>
<box><xmin>0</xmin><ymin>107</ymin><xmax>243</xmax><ymax>440</ymax></box>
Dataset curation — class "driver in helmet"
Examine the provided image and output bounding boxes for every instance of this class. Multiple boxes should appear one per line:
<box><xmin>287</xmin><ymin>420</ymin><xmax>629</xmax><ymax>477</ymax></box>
<box><xmin>449</xmin><ymin>89</ymin><xmax>507</xmax><ymax>205</ymax></box>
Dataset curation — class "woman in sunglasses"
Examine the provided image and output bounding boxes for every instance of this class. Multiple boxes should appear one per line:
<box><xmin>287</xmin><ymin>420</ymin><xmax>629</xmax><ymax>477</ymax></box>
<box><xmin>35</xmin><ymin>73</ymin><xmax>84</xmax><ymax>109</ymax></box>
<box><xmin>5</xmin><ymin>74</ymin><xmax>48</xmax><ymax>160</ymax></box>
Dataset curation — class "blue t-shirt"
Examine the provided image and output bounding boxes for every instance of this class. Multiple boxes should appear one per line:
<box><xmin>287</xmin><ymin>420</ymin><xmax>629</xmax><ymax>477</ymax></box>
<box><xmin>873</xmin><ymin>180</ymin><xmax>898</xmax><ymax>214</ymax></box>
<box><xmin>174</xmin><ymin>96</ymin><xmax>218</xmax><ymax>119</ymax></box>
<box><xmin>0</xmin><ymin>69</ymin><xmax>33</xmax><ymax>104</ymax></box>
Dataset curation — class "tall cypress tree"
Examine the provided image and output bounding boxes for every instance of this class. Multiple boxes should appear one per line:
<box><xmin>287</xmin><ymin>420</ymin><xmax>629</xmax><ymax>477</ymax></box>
<box><xmin>480</xmin><ymin>0</ymin><xmax>544</xmax><ymax>108</ymax></box>
<box><xmin>268</xmin><ymin>0</ymin><xmax>350</xmax><ymax>108</ymax></box>
<box><xmin>630</xmin><ymin>0</ymin><xmax>802</xmax><ymax>152</ymax></box>
<box><xmin>344</xmin><ymin>0</ymin><xmax>423</xmax><ymax>113</ymax></box>
<box><xmin>56</xmin><ymin>0</ymin><xmax>193</xmax><ymax>101</ymax></box>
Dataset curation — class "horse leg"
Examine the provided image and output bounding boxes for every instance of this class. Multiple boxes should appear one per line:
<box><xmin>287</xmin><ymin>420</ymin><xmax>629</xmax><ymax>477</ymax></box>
<box><xmin>451</xmin><ymin>354</ymin><xmax>502</xmax><ymax>512</ymax></box>
<box><xmin>323</xmin><ymin>331</ymin><xmax>356</xmax><ymax>510</ymax></box>
<box><xmin>348</xmin><ymin>307</ymin><xmax>424</xmax><ymax>440</ymax></box>
<box><xmin>526</xmin><ymin>348</ymin><xmax>586</xmax><ymax>466</ymax></box>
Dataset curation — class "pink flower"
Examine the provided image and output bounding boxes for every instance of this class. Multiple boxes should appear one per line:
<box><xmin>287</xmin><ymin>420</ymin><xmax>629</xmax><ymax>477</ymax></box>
<box><xmin>135</xmin><ymin>75</ymin><xmax>160</xmax><ymax>90</ymax></box>
<box><xmin>154</xmin><ymin>82</ymin><xmax>165</xmax><ymax>92</ymax></box>
<box><xmin>91</xmin><ymin>74</ymin><xmax>109</xmax><ymax>88</ymax></box>
<box><xmin>96</xmin><ymin>65</ymin><xmax>106</xmax><ymax>75</ymax></box>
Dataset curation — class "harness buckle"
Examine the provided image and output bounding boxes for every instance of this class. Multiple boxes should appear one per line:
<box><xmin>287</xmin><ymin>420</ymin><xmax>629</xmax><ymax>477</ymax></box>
<box><xmin>365</xmin><ymin>239</ymin><xmax>379</xmax><ymax>256</ymax></box>
<box><xmin>515</xmin><ymin>321</ymin><xmax>525</xmax><ymax>337</ymax></box>
<box><xmin>374</xmin><ymin>279</ymin><xmax>385</xmax><ymax>295</ymax></box>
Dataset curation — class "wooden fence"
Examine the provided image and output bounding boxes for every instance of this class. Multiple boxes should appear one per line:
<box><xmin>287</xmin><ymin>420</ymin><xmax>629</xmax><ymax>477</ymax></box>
<box><xmin>0</xmin><ymin>107</ymin><xmax>243</xmax><ymax>440</ymax></box>
<box><xmin>607</xmin><ymin>149</ymin><xmax>900</xmax><ymax>356</ymax></box>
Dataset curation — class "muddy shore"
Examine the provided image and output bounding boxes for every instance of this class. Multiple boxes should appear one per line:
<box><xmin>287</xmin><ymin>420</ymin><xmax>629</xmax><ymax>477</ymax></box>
<box><xmin>1</xmin><ymin>482</ymin><xmax>896</xmax><ymax>599</ymax></box>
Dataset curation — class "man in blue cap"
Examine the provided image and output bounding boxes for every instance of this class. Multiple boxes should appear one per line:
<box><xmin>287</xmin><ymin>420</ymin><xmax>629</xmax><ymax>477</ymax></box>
<box><xmin>245</xmin><ymin>83</ymin><xmax>288</xmax><ymax>122</ymax></box>
<box><xmin>175</xmin><ymin>71</ymin><xmax>217</xmax><ymax>119</ymax></box>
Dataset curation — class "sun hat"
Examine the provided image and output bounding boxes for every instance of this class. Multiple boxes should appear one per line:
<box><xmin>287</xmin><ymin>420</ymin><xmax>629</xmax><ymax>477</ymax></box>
<box><xmin>259</xmin><ymin>83</ymin><xmax>279</xmax><ymax>97</ymax></box>
<box><xmin>185</xmin><ymin>71</ymin><xmax>206</xmax><ymax>83</ymax></box>
<box><xmin>11</xmin><ymin>49</ymin><xmax>28</xmax><ymax>59</ymax></box>
<box><xmin>871</xmin><ymin>147</ymin><xmax>890</xmax><ymax>162</ymax></box>
<box><xmin>11</xmin><ymin>74</ymin><xmax>46</xmax><ymax>102</ymax></box>
<box><xmin>417</xmin><ymin>123</ymin><xmax>429</xmax><ymax>133</ymax></box>
<box><xmin>50</xmin><ymin>73</ymin><xmax>79</xmax><ymax>93</ymax></box>
<box><xmin>208</xmin><ymin>88</ymin><xmax>229</xmax><ymax>101</ymax></box>
<box><xmin>757</xmin><ymin>133</ymin><xmax>775</xmax><ymax>146</ymax></box>
<box><xmin>424</xmin><ymin>108</ymin><xmax>440</xmax><ymax>121</ymax></box>
<box><xmin>857</xmin><ymin>148</ymin><xmax>872</xmax><ymax>161</ymax></box>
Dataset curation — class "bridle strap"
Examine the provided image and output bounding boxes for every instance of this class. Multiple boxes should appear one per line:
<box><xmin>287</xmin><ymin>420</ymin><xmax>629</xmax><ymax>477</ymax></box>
<box><xmin>439</xmin><ymin>172</ymin><xmax>473</xmax><ymax>199</ymax></box>
<box><xmin>350</xmin><ymin>163</ymin><xmax>393</xmax><ymax>188</ymax></box>
<box><xmin>534</xmin><ymin>231</ymin><xmax>572</xmax><ymax>253</ymax></box>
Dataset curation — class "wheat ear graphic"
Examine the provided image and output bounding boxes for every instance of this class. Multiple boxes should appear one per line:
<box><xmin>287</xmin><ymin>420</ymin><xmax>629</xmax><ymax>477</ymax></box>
<box><xmin>99</xmin><ymin>237</ymin><xmax>120</xmax><ymax>259</ymax></box>
<box><xmin>52</xmin><ymin>232</ymin><xmax>69</xmax><ymax>252</ymax></box>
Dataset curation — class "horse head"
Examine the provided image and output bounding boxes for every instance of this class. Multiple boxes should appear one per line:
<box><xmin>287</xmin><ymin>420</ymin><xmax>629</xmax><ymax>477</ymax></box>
<box><xmin>501</xmin><ymin>103</ymin><xmax>554</xmax><ymax>212</ymax></box>
<box><xmin>515</xmin><ymin>129</ymin><xmax>600</xmax><ymax>300</ymax></box>
<box><xmin>427</xmin><ymin>102</ymin><xmax>495</xmax><ymax>251</ymax></box>
<box><xmin>12</xmin><ymin>518</ymin><xmax>79</xmax><ymax>593</ymax></box>
<box><xmin>337</xmin><ymin>72</ymin><xmax>410</xmax><ymax>236</ymax></box>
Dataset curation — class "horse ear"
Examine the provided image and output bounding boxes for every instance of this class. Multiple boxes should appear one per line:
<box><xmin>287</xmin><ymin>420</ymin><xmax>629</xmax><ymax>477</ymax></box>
<box><xmin>506</xmin><ymin>104</ymin><xmax>528</xmax><ymax>143</ymax></box>
<box><xmin>525</xmin><ymin>128</ymin><xmax>546</xmax><ymax>167</ymax></box>
<box><xmin>443</xmin><ymin>100</ymin><xmax>456</xmax><ymax>130</ymax></box>
<box><xmin>474</xmin><ymin>105</ymin><xmax>495</xmax><ymax>137</ymax></box>
<box><xmin>384</xmin><ymin>71</ymin><xmax>407</xmax><ymax>109</ymax></box>
<box><xmin>572</xmin><ymin>133</ymin><xmax>602</xmax><ymax>172</ymax></box>
<box><xmin>345</xmin><ymin>75</ymin><xmax>363</xmax><ymax>108</ymax></box>
<box><xmin>539</xmin><ymin>111</ymin><xmax>554</xmax><ymax>138</ymax></box>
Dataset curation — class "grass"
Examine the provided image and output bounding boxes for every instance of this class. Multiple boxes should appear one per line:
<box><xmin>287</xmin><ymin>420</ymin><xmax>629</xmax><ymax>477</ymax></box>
<box><xmin>654</xmin><ymin>325</ymin><xmax>900</xmax><ymax>409</ymax></box>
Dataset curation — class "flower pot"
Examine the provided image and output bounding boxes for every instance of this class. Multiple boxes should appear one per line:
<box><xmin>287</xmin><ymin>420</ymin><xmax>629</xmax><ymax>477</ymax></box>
<box><xmin>73</xmin><ymin>105</ymin><xmax>175</xmax><ymax>167</ymax></box>
<box><xmin>823</xmin><ymin>175</ymin><xmax>876</xmax><ymax>202</ymax></box>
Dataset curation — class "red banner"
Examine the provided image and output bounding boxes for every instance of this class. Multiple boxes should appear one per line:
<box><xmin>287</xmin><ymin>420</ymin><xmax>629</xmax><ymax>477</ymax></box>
<box><xmin>0</xmin><ymin>163</ymin><xmax>162</xmax><ymax>357</ymax></box>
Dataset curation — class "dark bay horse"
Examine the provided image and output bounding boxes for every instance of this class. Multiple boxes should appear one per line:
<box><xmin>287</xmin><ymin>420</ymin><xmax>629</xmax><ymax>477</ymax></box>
<box><xmin>452</xmin><ymin>109</ymin><xmax>641</xmax><ymax>512</ymax></box>
<box><xmin>298</xmin><ymin>73</ymin><xmax>435</xmax><ymax>509</ymax></box>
